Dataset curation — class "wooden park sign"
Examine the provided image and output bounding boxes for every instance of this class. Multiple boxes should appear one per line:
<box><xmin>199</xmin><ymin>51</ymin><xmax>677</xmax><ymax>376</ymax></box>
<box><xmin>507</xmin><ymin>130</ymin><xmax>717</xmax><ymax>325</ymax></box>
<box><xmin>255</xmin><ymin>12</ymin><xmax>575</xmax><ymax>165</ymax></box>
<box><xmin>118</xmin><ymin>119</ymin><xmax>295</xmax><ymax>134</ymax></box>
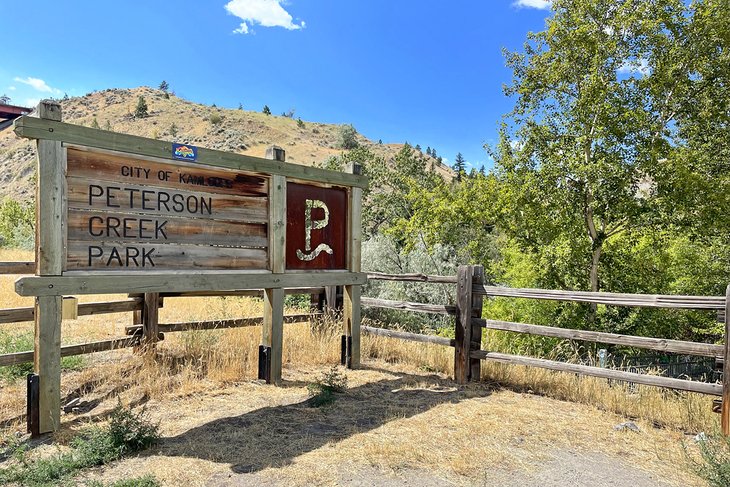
<box><xmin>13</xmin><ymin>101</ymin><xmax>367</xmax><ymax>434</ymax></box>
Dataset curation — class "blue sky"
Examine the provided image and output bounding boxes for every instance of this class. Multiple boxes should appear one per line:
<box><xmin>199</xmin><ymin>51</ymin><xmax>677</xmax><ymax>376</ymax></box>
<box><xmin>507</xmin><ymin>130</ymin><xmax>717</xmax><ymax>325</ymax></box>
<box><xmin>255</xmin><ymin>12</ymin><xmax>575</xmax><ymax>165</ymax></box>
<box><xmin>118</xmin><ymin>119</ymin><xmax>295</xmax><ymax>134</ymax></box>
<box><xmin>0</xmin><ymin>1</ymin><xmax>552</xmax><ymax>170</ymax></box>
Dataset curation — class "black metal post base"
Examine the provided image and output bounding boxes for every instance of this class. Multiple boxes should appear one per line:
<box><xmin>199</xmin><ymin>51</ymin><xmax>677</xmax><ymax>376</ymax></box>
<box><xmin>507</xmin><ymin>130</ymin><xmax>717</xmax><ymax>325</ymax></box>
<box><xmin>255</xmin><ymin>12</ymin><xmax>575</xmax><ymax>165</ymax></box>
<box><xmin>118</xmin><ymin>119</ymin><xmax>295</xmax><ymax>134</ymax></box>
<box><xmin>258</xmin><ymin>345</ymin><xmax>272</xmax><ymax>383</ymax></box>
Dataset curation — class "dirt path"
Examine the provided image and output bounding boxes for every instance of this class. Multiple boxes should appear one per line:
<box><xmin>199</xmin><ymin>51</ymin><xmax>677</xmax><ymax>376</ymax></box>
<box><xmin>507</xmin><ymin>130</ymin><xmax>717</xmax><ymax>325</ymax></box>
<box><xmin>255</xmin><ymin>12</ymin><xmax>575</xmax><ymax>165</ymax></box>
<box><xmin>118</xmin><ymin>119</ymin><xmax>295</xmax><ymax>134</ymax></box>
<box><xmin>5</xmin><ymin>361</ymin><xmax>702</xmax><ymax>486</ymax></box>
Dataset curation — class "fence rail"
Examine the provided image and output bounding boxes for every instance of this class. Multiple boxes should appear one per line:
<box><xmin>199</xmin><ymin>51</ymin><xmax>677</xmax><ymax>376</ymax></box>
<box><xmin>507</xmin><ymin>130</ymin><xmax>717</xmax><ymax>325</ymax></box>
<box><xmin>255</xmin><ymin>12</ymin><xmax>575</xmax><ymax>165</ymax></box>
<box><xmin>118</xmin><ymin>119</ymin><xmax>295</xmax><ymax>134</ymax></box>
<box><xmin>361</xmin><ymin>268</ymin><xmax>730</xmax><ymax>433</ymax></box>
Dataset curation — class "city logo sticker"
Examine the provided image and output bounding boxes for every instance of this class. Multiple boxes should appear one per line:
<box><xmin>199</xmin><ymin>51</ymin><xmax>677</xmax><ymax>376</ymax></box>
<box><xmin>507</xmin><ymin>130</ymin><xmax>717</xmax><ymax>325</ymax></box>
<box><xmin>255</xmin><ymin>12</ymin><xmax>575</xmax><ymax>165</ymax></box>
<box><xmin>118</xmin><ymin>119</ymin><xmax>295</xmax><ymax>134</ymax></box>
<box><xmin>172</xmin><ymin>143</ymin><xmax>198</xmax><ymax>161</ymax></box>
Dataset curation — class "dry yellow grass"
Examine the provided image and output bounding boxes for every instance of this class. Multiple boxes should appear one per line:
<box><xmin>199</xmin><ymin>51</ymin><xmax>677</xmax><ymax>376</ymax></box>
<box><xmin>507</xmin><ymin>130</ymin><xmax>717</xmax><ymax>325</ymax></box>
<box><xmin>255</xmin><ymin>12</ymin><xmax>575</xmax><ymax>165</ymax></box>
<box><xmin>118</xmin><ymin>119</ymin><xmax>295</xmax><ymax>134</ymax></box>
<box><xmin>0</xmin><ymin>247</ymin><xmax>718</xmax><ymax>485</ymax></box>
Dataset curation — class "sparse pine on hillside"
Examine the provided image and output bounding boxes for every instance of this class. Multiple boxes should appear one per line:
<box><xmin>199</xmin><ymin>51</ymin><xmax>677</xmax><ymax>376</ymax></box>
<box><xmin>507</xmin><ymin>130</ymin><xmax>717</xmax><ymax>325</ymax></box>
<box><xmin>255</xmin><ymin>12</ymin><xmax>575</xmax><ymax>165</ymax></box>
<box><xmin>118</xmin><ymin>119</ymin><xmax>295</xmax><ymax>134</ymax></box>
<box><xmin>158</xmin><ymin>80</ymin><xmax>169</xmax><ymax>92</ymax></box>
<box><xmin>297</xmin><ymin>117</ymin><xmax>305</xmax><ymax>128</ymax></box>
<box><xmin>262</xmin><ymin>105</ymin><xmax>271</xmax><ymax>115</ymax></box>
<box><xmin>134</xmin><ymin>96</ymin><xmax>149</xmax><ymax>118</ymax></box>
<box><xmin>453</xmin><ymin>152</ymin><xmax>466</xmax><ymax>181</ymax></box>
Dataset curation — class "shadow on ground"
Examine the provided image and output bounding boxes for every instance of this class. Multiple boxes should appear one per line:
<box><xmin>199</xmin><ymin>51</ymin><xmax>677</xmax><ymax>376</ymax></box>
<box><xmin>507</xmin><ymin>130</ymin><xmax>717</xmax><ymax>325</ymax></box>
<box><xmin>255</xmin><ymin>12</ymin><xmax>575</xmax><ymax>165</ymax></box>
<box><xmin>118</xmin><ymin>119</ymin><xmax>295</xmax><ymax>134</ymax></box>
<box><xmin>161</xmin><ymin>366</ymin><xmax>493</xmax><ymax>474</ymax></box>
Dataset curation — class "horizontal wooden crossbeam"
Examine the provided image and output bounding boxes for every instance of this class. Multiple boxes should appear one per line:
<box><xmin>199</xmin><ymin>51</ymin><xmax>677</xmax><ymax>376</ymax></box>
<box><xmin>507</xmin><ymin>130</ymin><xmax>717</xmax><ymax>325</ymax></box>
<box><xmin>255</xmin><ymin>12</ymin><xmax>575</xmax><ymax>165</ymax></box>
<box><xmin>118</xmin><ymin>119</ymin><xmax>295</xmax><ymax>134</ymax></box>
<box><xmin>13</xmin><ymin>116</ymin><xmax>368</xmax><ymax>189</ymax></box>
<box><xmin>15</xmin><ymin>271</ymin><xmax>368</xmax><ymax>296</ymax></box>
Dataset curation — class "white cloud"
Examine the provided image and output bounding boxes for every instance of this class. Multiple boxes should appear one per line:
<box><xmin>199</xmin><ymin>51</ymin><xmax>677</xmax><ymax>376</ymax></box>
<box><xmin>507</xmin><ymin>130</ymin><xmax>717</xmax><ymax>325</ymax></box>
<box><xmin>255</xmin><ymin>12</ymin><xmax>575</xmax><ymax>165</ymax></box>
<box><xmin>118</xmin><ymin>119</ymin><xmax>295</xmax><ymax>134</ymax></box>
<box><xmin>225</xmin><ymin>0</ymin><xmax>305</xmax><ymax>34</ymax></box>
<box><xmin>13</xmin><ymin>76</ymin><xmax>61</xmax><ymax>94</ymax></box>
<box><xmin>8</xmin><ymin>86</ymin><xmax>16</xmax><ymax>91</ymax></box>
<box><xmin>513</xmin><ymin>0</ymin><xmax>551</xmax><ymax>9</ymax></box>
<box><xmin>618</xmin><ymin>58</ymin><xmax>650</xmax><ymax>76</ymax></box>
<box><xmin>25</xmin><ymin>98</ymin><xmax>40</xmax><ymax>107</ymax></box>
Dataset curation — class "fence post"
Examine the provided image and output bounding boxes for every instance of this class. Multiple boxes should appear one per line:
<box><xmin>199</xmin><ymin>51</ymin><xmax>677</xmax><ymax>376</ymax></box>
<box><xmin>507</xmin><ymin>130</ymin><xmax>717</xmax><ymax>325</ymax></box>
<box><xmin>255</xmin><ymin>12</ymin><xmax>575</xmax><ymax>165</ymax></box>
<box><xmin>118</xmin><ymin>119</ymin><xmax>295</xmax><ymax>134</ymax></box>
<box><xmin>722</xmin><ymin>284</ymin><xmax>730</xmax><ymax>435</ymax></box>
<box><xmin>470</xmin><ymin>266</ymin><xmax>484</xmax><ymax>381</ymax></box>
<box><xmin>32</xmin><ymin>100</ymin><xmax>64</xmax><ymax>435</ymax></box>
<box><xmin>454</xmin><ymin>265</ymin><xmax>474</xmax><ymax>384</ymax></box>
<box><xmin>260</xmin><ymin>146</ymin><xmax>286</xmax><ymax>384</ymax></box>
<box><xmin>142</xmin><ymin>293</ymin><xmax>160</xmax><ymax>348</ymax></box>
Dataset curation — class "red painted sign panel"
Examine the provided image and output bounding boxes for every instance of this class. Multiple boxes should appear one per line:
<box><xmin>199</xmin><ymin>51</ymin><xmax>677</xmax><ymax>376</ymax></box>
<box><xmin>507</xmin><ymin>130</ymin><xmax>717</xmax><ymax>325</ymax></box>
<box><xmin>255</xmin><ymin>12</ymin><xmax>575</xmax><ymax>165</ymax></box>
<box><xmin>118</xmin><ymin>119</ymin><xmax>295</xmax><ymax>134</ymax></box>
<box><xmin>286</xmin><ymin>183</ymin><xmax>347</xmax><ymax>270</ymax></box>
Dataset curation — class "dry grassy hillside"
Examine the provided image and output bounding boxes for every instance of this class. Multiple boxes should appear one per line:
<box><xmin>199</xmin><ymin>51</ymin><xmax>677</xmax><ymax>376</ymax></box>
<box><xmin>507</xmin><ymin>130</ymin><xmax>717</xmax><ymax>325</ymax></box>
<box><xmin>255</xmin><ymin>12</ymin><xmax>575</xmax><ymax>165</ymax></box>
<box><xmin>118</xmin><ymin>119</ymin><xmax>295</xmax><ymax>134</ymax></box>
<box><xmin>0</xmin><ymin>86</ymin><xmax>453</xmax><ymax>202</ymax></box>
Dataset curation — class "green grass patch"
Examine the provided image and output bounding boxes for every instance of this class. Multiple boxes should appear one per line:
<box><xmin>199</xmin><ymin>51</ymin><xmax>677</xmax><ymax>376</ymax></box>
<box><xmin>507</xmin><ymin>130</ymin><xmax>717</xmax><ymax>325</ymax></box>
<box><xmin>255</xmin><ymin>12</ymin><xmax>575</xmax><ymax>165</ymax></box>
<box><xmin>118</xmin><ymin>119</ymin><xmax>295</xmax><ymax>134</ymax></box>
<box><xmin>0</xmin><ymin>402</ymin><xmax>160</xmax><ymax>486</ymax></box>
<box><xmin>690</xmin><ymin>432</ymin><xmax>730</xmax><ymax>487</ymax></box>
<box><xmin>88</xmin><ymin>474</ymin><xmax>161</xmax><ymax>487</ymax></box>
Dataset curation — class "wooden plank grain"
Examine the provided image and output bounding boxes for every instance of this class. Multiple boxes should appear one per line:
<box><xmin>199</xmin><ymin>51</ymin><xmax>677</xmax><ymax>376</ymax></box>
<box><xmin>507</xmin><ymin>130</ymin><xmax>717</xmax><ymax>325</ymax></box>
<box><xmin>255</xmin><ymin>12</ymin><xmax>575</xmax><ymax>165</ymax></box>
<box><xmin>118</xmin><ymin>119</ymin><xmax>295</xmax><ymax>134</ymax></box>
<box><xmin>67</xmin><ymin>209</ymin><xmax>267</xmax><ymax>248</ymax></box>
<box><xmin>67</xmin><ymin>176</ymin><xmax>268</xmax><ymax>224</ymax></box>
<box><xmin>476</xmin><ymin>318</ymin><xmax>724</xmax><ymax>358</ymax></box>
<box><xmin>0</xmin><ymin>298</ymin><xmax>142</xmax><ymax>324</ymax></box>
<box><xmin>0</xmin><ymin>262</ymin><xmax>35</xmax><ymax>275</ymax></box>
<box><xmin>360</xmin><ymin>297</ymin><xmax>456</xmax><ymax>315</ymax></box>
<box><xmin>14</xmin><ymin>117</ymin><xmax>368</xmax><ymax>188</ymax></box>
<box><xmin>65</xmin><ymin>240</ymin><xmax>268</xmax><ymax>271</ymax></box>
<box><xmin>367</xmin><ymin>272</ymin><xmax>457</xmax><ymax>284</ymax></box>
<box><xmin>67</xmin><ymin>147</ymin><xmax>269</xmax><ymax>197</ymax></box>
<box><xmin>16</xmin><ymin>271</ymin><xmax>369</xmax><ymax>296</ymax></box>
<box><xmin>362</xmin><ymin>326</ymin><xmax>454</xmax><ymax>347</ymax></box>
<box><xmin>476</xmin><ymin>284</ymin><xmax>726</xmax><ymax>310</ymax></box>
<box><xmin>0</xmin><ymin>336</ymin><xmax>140</xmax><ymax>367</ymax></box>
<box><xmin>471</xmin><ymin>349</ymin><xmax>722</xmax><ymax>396</ymax></box>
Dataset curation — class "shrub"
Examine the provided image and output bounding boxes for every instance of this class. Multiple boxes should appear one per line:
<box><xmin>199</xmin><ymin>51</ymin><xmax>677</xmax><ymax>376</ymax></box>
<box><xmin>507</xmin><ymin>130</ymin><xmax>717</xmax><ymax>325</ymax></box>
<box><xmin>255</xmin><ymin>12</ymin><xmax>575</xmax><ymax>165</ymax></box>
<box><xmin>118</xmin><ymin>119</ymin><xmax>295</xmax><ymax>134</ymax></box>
<box><xmin>262</xmin><ymin>105</ymin><xmax>271</xmax><ymax>115</ymax></box>
<box><xmin>338</xmin><ymin>124</ymin><xmax>359</xmax><ymax>149</ymax></box>
<box><xmin>0</xmin><ymin>198</ymin><xmax>34</xmax><ymax>249</ymax></box>
<box><xmin>170</xmin><ymin>122</ymin><xmax>178</xmax><ymax>137</ymax></box>
<box><xmin>307</xmin><ymin>366</ymin><xmax>348</xmax><ymax>407</ymax></box>
<box><xmin>692</xmin><ymin>433</ymin><xmax>730</xmax><ymax>486</ymax></box>
<box><xmin>0</xmin><ymin>402</ymin><xmax>159</xmax><ymax>485</ymax></box>
<box><xmin>297</xmin><ymin>117</ymin><xmax>305</xmax><ymax>128</ymax></box>
<box><xmin>209</xmin><ymin>112</ymin><xmax>222</xmax><ymax>125</ymax></box>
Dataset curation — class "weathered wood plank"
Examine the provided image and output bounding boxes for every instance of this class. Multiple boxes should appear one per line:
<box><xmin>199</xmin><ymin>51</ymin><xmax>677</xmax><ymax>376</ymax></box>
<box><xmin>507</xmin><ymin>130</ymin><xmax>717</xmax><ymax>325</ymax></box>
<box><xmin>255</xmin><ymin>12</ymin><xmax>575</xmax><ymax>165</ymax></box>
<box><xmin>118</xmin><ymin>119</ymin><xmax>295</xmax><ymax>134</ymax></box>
<box><xmin>362</xmin><ymin>325</ymin><xmax>454</xmax><ymax>347</ymax></box>
<box><xmin>476</xmin><ymin>318</ymin><xmax>724</xmax><ymax>358</ymax></box>
<box><xmin>14</xmin><ymin>116</ymin><xmax>368</xmax><ymax>188</ymax></box>
<box><xmin>360</xmin><ymin>297</ymin><xmax>456</xmax><ymax>315</ymax></box>
<box><xmin>16</xmin><ymin>271</ymin><xmax>368</xmax><ymax>296</ymax></box>
<box><xmin>0</xmin><ymin>298</ymin><xmax>143</xmax><ymax>325</ymax></box>
<box><xmin>67</xmin><ymin>147</ymin><xmax>269</xmax><ymax>197</ymax></box>
<box><xmin>0</xmin><ymin>262</ymin><xmax>35</xmax><ymax>275</ymax></box>
<box><xmin>34</xmin><ymin>101</ymin><xmax>65</xmax><ymax>435</ymax></box>
<box><xmin>269</xmin><ymin>175</ymin><xmax>286</xmax><ymax>272</ymax></box>
<box><xmin>471</xmin><ymin>349</ymin><xmax>722</xmax><ymax>396</ymax></box>
<box><xmin>344</xmin><ymin>168</ymin><xmax>363</xmax><ymax>368</ymax></box>
<box><xmin>130</xmin><ymin>313</ymin><xmax>314</xmax><ymax>333</ymax></box>
<box><xmin>367</xmin><ymin>272</ymin><xmax>457</xmax><ymax>284</ymax></box>
<box><xmin>475</xmin><ymin>284</ymin><xmax>726</xmax><ymax>310</ymax></box>
<box><xmin>263</xmin><ymin>288</ymin><xmax>284</xmax><ymax>384</ymax></box>
<box><xmin>142</xmin><ymin>293</ymin><xmax>160</xmax><ymax>347</ymax></box>
<box><xmin>470</xmin><ymin>266</ymin><xmax>484</xmax><ymax>381</ymax></box>
<box><xmin>160</xmin><ymin>287</ymin><xmax>325</xmax><ymax>298</ymax></box>
<box><xmin>722</xmin><ymin>285</ymin><xmax>730</xmax><ymax>434</ymax></box>
<box><xmin>65</xmin><ymin>240</ymin><xmax>268</xmax><ymax>271</ymax></box>
<box><xmin>454</xmin><ymin>265</ymin><xmax>474</xmax><ymax>384</ymax></box>
<box><xmin>67</xmin><ymin>209</ymin><xmax>268</xmax><ymax>248</ymax></box>
<box><xmin>67</xmin><ymin>176</ymin><xmax>268</xmax><ymax>224</ymax></box>
<box><xmin>0</xmin><ymin>336</ymin><xmax>140</xmax><ymax>367</ymax></box>
<box><xmin>34</xmin><ymin>295</ymin><xmax>61</xmax><ymax>433</ymax></box>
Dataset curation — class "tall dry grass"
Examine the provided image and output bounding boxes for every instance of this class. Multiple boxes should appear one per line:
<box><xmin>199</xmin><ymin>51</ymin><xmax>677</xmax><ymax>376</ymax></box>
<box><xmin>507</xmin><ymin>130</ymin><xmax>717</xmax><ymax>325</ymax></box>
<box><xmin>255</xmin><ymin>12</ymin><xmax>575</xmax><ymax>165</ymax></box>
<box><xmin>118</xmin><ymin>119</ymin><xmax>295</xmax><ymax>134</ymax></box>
<box><xmin>0</xmin><ymin>246</ymin><xmax>720</xmax><ymax>437</ymax></box>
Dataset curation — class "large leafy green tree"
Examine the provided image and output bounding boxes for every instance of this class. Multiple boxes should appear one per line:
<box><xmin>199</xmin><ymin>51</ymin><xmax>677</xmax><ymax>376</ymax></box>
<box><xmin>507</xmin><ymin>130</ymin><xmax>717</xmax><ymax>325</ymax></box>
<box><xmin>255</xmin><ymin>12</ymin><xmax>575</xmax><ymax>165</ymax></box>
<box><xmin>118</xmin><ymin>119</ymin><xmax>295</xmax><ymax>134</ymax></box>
<box><xmin>496</xmin><ymin>0</ymin><xmax>729</xmax><ymax>303</ymax></box>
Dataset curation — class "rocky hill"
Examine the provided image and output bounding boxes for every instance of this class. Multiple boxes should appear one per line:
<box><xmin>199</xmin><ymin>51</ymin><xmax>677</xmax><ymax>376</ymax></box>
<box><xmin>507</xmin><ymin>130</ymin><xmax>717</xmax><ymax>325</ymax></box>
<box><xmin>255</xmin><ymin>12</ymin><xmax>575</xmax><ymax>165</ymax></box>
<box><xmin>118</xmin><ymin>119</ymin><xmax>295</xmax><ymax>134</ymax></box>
<box><xmin>0</xmin><ymin>87</ymin><xmax>453</xmax><ymax>202</ymax></box>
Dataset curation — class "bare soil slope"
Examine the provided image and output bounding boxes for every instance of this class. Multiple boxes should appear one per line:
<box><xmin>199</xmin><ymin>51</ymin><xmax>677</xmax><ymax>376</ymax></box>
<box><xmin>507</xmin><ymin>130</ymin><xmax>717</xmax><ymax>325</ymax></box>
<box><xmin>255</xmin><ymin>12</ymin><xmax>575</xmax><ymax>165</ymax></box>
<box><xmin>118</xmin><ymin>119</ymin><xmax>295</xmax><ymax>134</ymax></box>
<box><xmin>0</xmin><ymin>87</ymin><xmax>453</xmax><ymax>202</ymax></box>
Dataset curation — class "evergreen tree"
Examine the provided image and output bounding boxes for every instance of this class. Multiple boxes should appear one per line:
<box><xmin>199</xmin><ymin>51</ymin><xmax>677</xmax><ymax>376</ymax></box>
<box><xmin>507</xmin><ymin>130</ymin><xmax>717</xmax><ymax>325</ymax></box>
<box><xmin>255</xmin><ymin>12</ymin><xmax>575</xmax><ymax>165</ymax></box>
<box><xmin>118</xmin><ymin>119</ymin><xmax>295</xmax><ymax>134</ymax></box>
<box><xmin>134</xmin><ymin>96</ymin><xmax>148</xmax><ymax>118</ymax></box>
<box><xmin>426</xmin><ymin>147</ymin><xmax>432</xmax><ymax>156</ymax></box>
<box><xmin>238</xmin><ymin>103</ymin><xmax>243</xmax><ymax>110</ymax></box>
<box><xmin>159</xmin><ymin>80</ymin><xmax>169</xmax><ymax>92</ymax></box>
<box><xmin>415</xmin><ymin>144</ymin><xmax>422</xmax><ymax>152</ymax></box>
<box><xmin>431</xmin><ymin>148</ymin><xmax>437</xmax><ymax>159</ymax></box>
<box><xmin>262</xmin><ymin>105</ymin><xmax>271</xmax><ymax>115</ymax></box>
<box><xmin>297</xmin><ymin>117</ymin><xmax>305</xmax><ymax>128</ymax></box>
<box><xmin>0</xmin><ymin>94</ymin><xmax>10</xmax><ymax>105</ymax></box>
<box><xmin>453</xmin><ymin>152</ymin><xmax>467</xmax><ymax>181</ymax></box>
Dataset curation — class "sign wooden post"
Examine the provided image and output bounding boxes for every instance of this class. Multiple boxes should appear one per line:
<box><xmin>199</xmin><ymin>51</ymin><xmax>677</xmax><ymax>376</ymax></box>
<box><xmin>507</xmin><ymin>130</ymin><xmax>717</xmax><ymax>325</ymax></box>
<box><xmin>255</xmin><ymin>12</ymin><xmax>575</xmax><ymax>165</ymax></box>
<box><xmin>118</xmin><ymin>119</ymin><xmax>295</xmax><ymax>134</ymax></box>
<box><xmin>34</xmin><ymin>100</ymin><xmax>64</xmax><ymax>434</ymax></box>
<box><xmin>261</xmin><ymin>146</ymin><xmax>286</xmax><ymax>384</ymax></box>
<box><xmin>343</xmin><ymin>163</ymin><xmax>363</xmax><ymax>368</ymax></box>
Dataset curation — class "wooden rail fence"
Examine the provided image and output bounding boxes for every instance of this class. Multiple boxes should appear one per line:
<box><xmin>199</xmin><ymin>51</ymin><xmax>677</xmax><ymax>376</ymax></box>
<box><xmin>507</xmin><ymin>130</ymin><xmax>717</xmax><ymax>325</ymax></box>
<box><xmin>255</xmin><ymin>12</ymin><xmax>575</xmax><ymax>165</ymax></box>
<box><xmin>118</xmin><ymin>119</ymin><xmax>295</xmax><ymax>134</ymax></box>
<box><xmin>362</xmin><ymin>267</ymin><xmax>730</xmax><ymax>434</ymax></box>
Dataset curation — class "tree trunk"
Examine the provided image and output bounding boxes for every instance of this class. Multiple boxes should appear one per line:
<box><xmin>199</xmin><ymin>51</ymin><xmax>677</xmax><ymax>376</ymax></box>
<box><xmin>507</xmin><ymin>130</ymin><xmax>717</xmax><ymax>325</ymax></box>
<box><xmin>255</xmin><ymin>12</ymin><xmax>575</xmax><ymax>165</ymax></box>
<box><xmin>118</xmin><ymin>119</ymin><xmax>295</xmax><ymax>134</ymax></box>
<box><xmin>588</xmin><ymin>242</ymin><xmax>602</xmax><ymax>322</ymax></box>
